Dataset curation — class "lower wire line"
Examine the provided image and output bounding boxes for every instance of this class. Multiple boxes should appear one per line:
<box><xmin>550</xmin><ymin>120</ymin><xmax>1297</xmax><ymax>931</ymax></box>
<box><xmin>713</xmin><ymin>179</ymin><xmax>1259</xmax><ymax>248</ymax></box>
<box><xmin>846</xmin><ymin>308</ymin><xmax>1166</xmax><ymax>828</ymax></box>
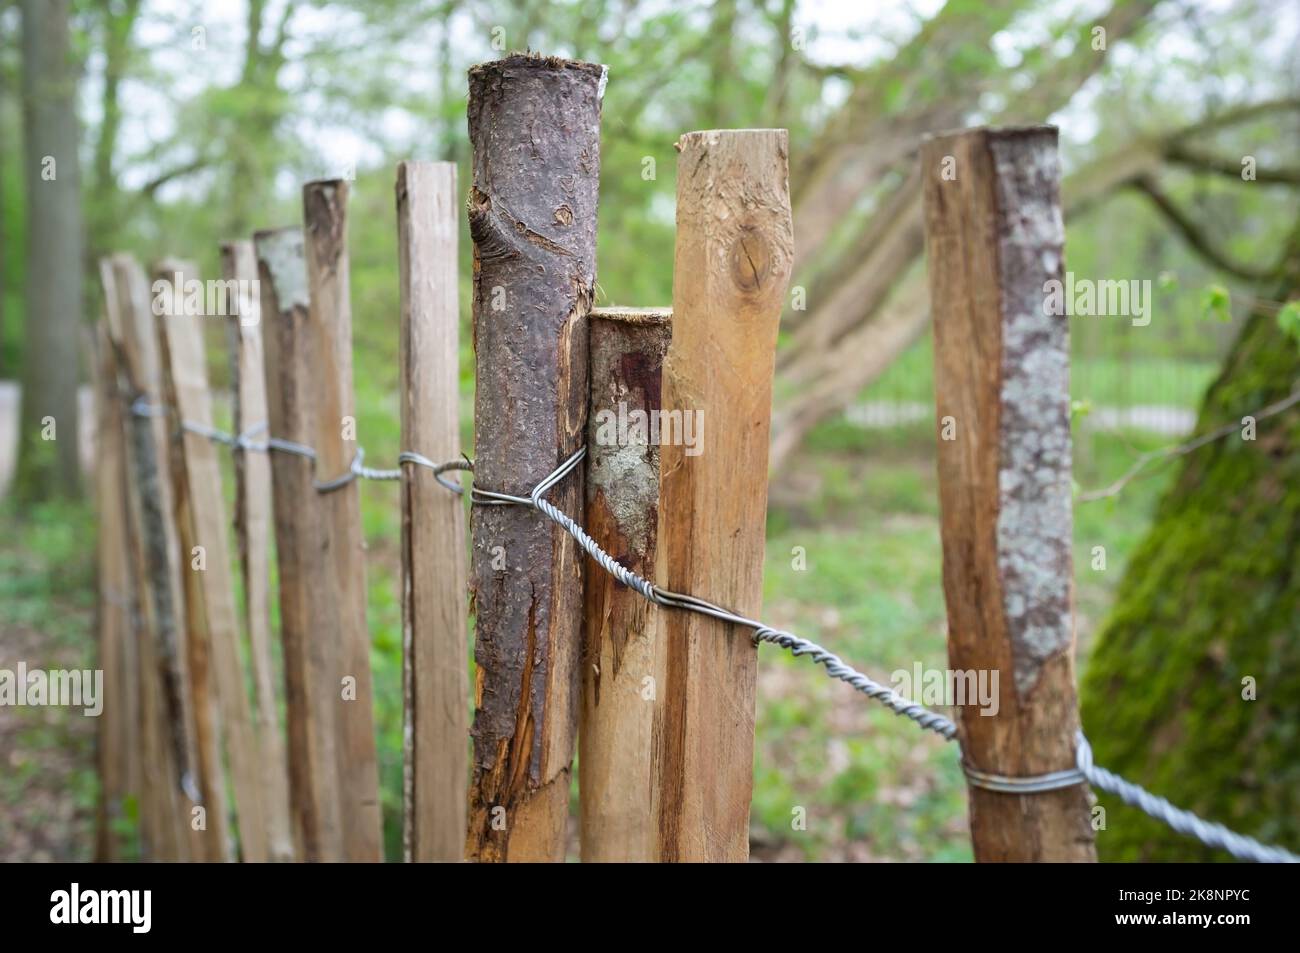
<box><xmin>129</xmin><ymin>398</ymin><xmax>1300</xmax><ymax>863</ymax></box>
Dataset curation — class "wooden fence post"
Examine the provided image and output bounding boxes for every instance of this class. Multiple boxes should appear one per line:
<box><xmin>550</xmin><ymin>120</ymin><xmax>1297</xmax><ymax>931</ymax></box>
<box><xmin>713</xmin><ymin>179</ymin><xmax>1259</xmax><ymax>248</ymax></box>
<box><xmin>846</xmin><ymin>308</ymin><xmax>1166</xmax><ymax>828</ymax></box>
<box><xmin>921</xmin><ymin>125</ymin><xmax>1096</xmax><ymax>862</ymax></box>
<box><xmin>221</xmin><ymin>239</ymin><xmax>295</xmax><ymax>860</ymax></box>
<box><xmin>395</xmin><ymin>160</ymin><xmax>469</xmax><ymax>862</ymax></box>
<box><xmin>101</xmin><ymin>253</ymin><xmax>199</xmax><ymax>861</ymax></box>
<box><xmin>255</xmin><ymin>226</ymin><xmax>345</xmax><ymax>861</ymax></box>
<box><xmin>92</xmin><ymin>319</ymin><xmax>138</xmax><ymax>862</ymax></box>
<box><xmin>579</xmin><ymin>307</ymin><xmax>671</xmax><ymax>862</ymax></box>
<box><xmin>650</xmin><ymin>129</ymin><xmax>794</xmax><ymax>862</ymax></box>
<box><xmin>151</xmin><ymin>260</ymin><xmax>236</xmax><ymax>863</ymax></box>
<box><xmin>302</xmin><ymin>179</ymin><xmax>384</xmax><ymax>862</ymax></box>
<box><xmin>464</xmin><ymin>54</ymin><xmax>605</xmax><ymax>862</ymax></box>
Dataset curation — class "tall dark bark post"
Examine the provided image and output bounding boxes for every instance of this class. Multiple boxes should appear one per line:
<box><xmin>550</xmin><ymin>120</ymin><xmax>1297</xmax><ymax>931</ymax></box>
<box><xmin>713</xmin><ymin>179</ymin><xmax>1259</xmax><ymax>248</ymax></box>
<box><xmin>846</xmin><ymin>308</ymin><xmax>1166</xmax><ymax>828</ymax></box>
<box><xmin>18</xmin><ymin>0</ymin><xmax>82</xmax><ymax>498</ymax></box>
<box><xmin>464</xmin><ymin>54</ymin><xmax>605</xmax><ymax>862</ymax></box>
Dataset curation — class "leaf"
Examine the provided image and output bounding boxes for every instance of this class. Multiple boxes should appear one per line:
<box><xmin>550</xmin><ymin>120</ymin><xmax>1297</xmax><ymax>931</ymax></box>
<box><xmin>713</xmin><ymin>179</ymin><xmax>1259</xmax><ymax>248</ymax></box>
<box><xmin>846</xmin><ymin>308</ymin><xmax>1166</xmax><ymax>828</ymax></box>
<box><xmin>1201</xmin><ymin>284</ymin><xmax>1232</xmax><ymax>323</ymax></box>
<box><xmin>1277</xmin><ymin>300</ymin><xmax>1300</xmax><ymax>346</ymax></box>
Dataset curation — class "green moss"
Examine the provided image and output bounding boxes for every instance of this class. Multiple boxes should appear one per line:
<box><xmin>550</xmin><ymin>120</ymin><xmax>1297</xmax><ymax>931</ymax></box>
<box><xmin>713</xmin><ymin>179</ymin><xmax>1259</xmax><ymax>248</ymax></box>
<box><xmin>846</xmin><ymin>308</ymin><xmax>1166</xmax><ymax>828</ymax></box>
<box><xmin>1080</xmin><ymin>310</ymin><xmax>1300</xmax><ymax>861</ymax></box>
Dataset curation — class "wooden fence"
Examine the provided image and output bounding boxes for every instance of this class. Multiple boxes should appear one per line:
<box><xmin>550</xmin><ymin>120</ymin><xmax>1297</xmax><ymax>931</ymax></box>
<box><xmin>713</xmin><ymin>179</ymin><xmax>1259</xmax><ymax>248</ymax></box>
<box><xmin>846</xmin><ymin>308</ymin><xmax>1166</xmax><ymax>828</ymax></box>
<box><xmin>93</xmin><ymin>56</ymin><xmax>1093</xmax><ymax>863</ymax></box>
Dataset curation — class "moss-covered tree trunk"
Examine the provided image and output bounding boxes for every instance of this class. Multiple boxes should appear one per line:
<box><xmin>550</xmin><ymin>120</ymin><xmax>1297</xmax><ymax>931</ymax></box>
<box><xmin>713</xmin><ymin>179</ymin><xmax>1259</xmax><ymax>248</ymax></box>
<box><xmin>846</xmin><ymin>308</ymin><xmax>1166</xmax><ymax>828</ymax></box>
<box><xmin>1081</xmin><ymin>224</ymin><xmax>1300</xmax><ymax>861</ymax></box>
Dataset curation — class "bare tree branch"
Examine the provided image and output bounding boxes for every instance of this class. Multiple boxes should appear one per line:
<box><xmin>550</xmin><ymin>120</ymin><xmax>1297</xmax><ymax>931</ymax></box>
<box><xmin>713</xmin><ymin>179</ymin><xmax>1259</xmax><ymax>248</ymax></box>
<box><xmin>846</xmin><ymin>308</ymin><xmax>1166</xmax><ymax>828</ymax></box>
<box><xmin>1130</xmin><ymin>174</ymin><xmax>1278</xmax><ymax>282</ymax></box>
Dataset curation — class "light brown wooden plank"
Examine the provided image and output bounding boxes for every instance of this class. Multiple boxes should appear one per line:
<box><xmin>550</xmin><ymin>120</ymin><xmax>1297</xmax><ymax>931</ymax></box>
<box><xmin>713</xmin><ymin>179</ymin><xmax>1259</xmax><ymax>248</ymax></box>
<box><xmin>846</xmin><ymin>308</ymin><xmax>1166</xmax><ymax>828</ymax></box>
<box><xmin>302</xmin><ymin>180</ymin><xmax>383</xmax><ymax>862</ymax></box>
<box><xmin>650</xmin><ymin>129</ymin><xmax>793</xmax><ymax>862</ymax></box>
<box><xmin>92</xmin><ymin>319</ymin><xmax>135</xmax><ymax>862</ymax></box>
<box><xmin>256</xmin><ymin>226</ymin><xmax>345</xmax><ymax>862</ymax></box>
<box><xmin>395</xmin><ymin>160</ymin><xmax>469</xmax><ymax>862</ymax></box>
<box><xmin>921</xmin><ymin>125</ymin><xmax>1095</xmax><ymax>862</ymax></box>
<box><xmin>221</xmin><ymin>239</ymin><xmax>295</xmax><ymax>861</ymax></box>
<box><xmin>156</xmin><ymin>258</ymin><xmax>273</xmax><ymax>862</ymax></box>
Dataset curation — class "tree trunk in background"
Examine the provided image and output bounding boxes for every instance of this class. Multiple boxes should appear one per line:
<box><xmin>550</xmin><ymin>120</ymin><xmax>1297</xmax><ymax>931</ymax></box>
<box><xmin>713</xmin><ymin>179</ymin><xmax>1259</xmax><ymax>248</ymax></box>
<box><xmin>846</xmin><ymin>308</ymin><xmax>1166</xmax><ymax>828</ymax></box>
<box><xmin>18</xmin><ymin>0</ymin><xmax>82</xmax><ymax>499</ymax></box>
<box><xmin>1079</xmin><ymin>221</ymin><xmax>1300</xmax><ymax>861</ymax></box>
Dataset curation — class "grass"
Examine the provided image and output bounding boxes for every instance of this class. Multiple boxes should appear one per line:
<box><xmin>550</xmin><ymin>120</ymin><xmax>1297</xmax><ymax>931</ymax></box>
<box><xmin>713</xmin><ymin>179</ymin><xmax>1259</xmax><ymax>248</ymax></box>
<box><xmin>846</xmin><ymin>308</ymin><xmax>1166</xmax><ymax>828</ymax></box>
<box><xmin>744</xmin><ymin>418</ymin><xmax>1175</xmax><ymax>860</ymax></box>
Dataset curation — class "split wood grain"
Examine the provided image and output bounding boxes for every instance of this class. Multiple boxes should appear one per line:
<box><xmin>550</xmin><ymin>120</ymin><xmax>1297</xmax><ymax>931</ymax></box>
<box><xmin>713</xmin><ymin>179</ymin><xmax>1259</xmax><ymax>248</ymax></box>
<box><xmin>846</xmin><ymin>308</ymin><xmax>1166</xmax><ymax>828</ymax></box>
<box><xmin>256</xmin><ymin>226</ymin><xmax>345</xmax><ymax>861</ymax></box>
<box><xmin>649</xmin><ymin>129</ymin><xmax>793</xmax><ymax>862</ymax></box>
<box><xmin>302</xmin><ymin>180</ymin><xmax>383</xmax><ymax>862</ymax></box>
<box><xmin>221</xmin><ymin>239</ymin><xmax>295</xmax><ymax>861</ymax></box>
<box><xmin>395</xmin><ymin>160</ymin><xmax>469</xmax><ymax>862</ymax></box>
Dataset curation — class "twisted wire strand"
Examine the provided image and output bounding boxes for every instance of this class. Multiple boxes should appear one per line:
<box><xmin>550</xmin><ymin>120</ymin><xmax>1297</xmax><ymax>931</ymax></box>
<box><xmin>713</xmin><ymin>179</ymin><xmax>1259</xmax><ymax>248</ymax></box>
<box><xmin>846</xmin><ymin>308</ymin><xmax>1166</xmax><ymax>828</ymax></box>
<box><xmin>122</xmin><ymin>399</ymin><xmax>1300</xmax><ymax>863</ymax></box>
<box><xmin>1074</xmin><ymin>734</ymin><xmax>1298</xmax><ymax>863</ymax></box>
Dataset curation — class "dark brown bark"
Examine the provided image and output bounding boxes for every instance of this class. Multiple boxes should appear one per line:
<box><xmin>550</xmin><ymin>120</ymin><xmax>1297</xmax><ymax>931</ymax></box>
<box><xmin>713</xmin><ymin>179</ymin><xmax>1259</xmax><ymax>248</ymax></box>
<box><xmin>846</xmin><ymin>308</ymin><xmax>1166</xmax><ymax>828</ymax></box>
<box><xmin>465</xmin><ymin>54</ymin><xmax>604</xmax><ymax>862</ymax></box>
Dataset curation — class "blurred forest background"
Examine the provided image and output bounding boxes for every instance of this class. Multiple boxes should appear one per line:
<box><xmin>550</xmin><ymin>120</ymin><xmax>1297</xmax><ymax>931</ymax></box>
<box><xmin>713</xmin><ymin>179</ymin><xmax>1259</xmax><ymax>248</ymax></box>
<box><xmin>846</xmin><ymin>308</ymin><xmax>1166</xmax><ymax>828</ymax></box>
<box><xmin>2</xmin><ymin>0</ymin><xmax>1298</xmax><ymax>861</ymax></box>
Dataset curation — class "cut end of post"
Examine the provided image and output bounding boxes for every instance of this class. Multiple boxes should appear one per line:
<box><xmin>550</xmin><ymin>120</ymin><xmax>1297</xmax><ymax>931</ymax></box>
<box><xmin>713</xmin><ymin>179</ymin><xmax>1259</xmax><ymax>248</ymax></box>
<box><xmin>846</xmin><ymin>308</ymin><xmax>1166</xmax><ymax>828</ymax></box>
<box><xmin>591</xmin><ymin>307</ymin><xmax>671</xmax><ymax>327</ymax></box>
<box><xmin>922</xmin><ymin>123</ymin><xmax>1059</xmax><ymax>148</ymax></box>
<box><xmin>675</xmin><ymin>128</ymin><xmax>789</xmax><ymax>153</ymax></box>
<box><xmin>468</xmin><ymin>52</ymin><xmax>606</xmax><ymax>80</ymax></box>
<box><xmin>253</xmin><ymin>228</ymin><xmax>309</xmax><ymax>311</ymax></box>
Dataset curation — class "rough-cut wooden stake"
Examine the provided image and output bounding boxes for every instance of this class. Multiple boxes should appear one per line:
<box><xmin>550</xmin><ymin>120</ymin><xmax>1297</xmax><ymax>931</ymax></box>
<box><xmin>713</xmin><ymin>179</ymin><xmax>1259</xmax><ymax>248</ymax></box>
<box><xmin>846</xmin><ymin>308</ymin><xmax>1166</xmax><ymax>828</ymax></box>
<box><xmin>102</xmin><ymin>253</ymin><xmax>198</xmax><ymax>861</ymax></box>
<box><xmin>221</xmin><ymin>239</ymin><xmax>295</xmax><ymax>862</ymax></box>
<box><xmin>151</xmin><ymin>260</ymin><xmax>234</xmax><ymax>864</ymax></box>
<box><xmin>158</xmin><ymin>257</ymin><xmax>284</xmax><ymax>863</ymax></box>
<box><xmin>396</xmin><ymin>160</ymin><xmax>468</xmax><ymax>863</ymax></box>
<box><xmin>921</xmin><ymin>125</ymin><xmax>1096</xmax><ymax>863</ymax></box>
<box><xmin>579</xmin><ymin>307</ymin><xmax>671</xmax><ymax>862</ymax></box>
<box><xmin>302</xmin><ymin>179</ymin><xmax>383</xmax><ymax>862</ymax></box>
<box><xmin>256</xmin><ymin>227</ymin><xmax>344</xmax><ymax>862</ymax></box>
<box><xmin>464</xmin><ymin>54</ymin><xmax>604</xmax><ymax>863</ymax></box>
<box><xmin>100</xmin><ymin>260</ymin><xmax>162</xmax><ymax>861</ymax></box>
<box><xmin>92</xmin><ymin>320</ymin><xmax>135</xmax><ymax>862</ymax></box>
<box><xmin>650</xmin><ymin>129</ymin><xmax>794</xmax><ymax>862</ymax></box>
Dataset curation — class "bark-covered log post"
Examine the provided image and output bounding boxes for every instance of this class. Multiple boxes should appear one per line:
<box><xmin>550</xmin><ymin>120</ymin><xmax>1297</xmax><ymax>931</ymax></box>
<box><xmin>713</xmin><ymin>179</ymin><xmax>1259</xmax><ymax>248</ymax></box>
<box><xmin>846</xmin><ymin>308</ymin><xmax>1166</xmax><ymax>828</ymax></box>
<box><xmin>302</xmin><ymin>179</ymin><xmax>383</xmax><ymax>862</ymax></box>
<box><xmin>465</xmin><ymin>54</ymin><xmax>605</xmax><ymax>862</ymax></box>
<box><xmin>255</xmin><ymin>227</ymin><xmax>345</xmax><ymax>861</ymax></box>
<box><xmin>579</xmin><ymin>307</ymin><xmax>670</xmax><ymax>862</ymax></box>
<box><xmin>921</xmin><ymin>125</ymin><xmax>1096</xmax><ymax>862</ymax></box>
<box><xmin>395</xmin><ymin>160</ymin><xmax>468</xmax><ymax>862</ymax></box>
<box><xmin>650</xmin><ymin>130</ymin><xmax>794</xmax><ymax>862</ymax></box>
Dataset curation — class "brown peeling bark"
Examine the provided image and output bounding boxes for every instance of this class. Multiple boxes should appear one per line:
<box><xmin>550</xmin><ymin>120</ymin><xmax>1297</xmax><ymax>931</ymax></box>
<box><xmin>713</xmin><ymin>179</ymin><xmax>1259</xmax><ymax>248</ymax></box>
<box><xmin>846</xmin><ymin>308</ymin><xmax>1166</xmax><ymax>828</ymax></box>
<box><xmin>465</xmin><ymin>54</ymin><xmax>605</xmax><ymax>862</ymax></box>
<box><xmin>922</xmin><ymin>126</ymin><xmax>1095</xmax><ymax>862</ymax></box>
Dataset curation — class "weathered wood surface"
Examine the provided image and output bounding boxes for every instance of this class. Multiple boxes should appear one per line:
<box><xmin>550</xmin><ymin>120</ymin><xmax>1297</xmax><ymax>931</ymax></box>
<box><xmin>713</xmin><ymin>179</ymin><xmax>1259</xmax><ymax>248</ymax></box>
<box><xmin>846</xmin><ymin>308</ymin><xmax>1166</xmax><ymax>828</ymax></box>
<box><xmin>101</xmin><ymin>253</ymin><xmax>198</xmax><ymax>861</ymax></box>
<box><xmin>465</xmin><ymin>54</ymin><xmax>605</xmax><ymax>862</ymax></box>
<box><xmin>650</xmin><ymin>129</ymin><xmax>794</xmax><ymax>862</ymax></box>
<box><xmin>222</xmin><ymin>240</ymin><xmax>294</xmax><ymax>860</ymax></box>
<box><xmin>579</xmin><ymin>307</ymin><xmax>670</xmax><ymax>862</ymax></box>
<box><xmin>302</xmin><ymin>179</ymin><xmax>383</xmax><ymax>861</ymax></box>
<box><xmin>395</xmin><ymin>160</ymin><xmax>469</xmax><ymax>863</ymax></box>
<box><xmin>92</xmin><ymin>320</ymin><xmax>137</xmax><ymax>862</ymax></box>
<box><xmin>152</xmin><ymin>260</ymin><xmax>235</xmax><ymax>863</ymax></box>
<box><xmin>921</xmin><ymin>125</ymin><xmax>1095</xmax><ymax>862</ymax></box>
<box><xmin>256</xmin><ymin>227</ymin><xmax>345</xmax><ymax>861</ymax></box>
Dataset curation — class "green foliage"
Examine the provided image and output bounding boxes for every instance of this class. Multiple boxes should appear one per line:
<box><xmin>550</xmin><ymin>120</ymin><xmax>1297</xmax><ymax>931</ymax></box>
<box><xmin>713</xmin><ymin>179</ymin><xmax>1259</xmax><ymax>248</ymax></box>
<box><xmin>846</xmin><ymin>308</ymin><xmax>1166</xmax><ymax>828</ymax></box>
<box><xmin>1081</xmin><ymin>311</ymin><xmax>1300</xmax><ymax>861</ymax></box>
<box><xmin>1277</xmin><ymin>300</ymin><xmax>1300</xmax><ymax>346</ymax></box>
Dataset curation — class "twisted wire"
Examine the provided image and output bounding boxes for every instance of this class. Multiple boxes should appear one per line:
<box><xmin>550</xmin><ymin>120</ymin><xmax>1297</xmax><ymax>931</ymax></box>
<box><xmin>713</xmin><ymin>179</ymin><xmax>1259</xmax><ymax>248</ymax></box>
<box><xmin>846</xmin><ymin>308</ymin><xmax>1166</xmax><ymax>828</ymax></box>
<box><xmin>121</xmin><ymin>395</ymin><xmax>1300</xmax><ymax>863</ymax></box>
<box><xmin>1074</xmin><ymin>734</ymin><xmax>1298</xmax><ymax>863</ymax></box>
